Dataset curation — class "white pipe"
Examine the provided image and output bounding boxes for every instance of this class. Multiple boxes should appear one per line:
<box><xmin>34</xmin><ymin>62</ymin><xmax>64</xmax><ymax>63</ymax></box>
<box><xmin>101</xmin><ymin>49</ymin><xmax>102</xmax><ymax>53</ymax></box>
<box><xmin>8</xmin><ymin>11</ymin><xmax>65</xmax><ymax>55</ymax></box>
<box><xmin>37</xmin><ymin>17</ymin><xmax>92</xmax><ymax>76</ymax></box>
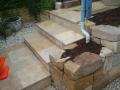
<box><xmin>80</xmin><ymin>22</ymin><xmax>90</xmax><ymax>43</ymax></box>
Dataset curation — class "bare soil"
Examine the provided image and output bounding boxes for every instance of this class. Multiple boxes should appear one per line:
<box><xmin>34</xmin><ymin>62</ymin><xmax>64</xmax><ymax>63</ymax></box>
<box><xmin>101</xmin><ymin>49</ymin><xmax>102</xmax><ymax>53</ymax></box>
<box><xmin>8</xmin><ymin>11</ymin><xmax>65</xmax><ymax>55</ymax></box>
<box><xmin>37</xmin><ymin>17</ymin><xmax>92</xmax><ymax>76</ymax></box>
<box><xmin>89</xmin><ymin>7</ymin><xmax>120</xmax><ymax>26</ymax></box>
<box><xmin>61</xmin><ymin>39</ymin><xmax>102</xmax><ymax>60</ymax></box>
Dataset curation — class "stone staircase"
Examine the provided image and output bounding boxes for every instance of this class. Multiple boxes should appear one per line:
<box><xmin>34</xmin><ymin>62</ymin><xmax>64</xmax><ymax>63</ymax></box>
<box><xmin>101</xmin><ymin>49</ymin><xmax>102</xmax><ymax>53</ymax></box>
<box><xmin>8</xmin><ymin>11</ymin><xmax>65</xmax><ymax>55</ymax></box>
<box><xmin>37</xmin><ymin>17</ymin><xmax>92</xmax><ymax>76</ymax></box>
<box><xmin>23</xmin><ymin>3</ymin><xmax>89</xmax><ymax>90</ymax></box>
<box><xmin>23</xmin><ymin>1</ymin><xmax>120</xmax><ymax>89</ymax></box>
<box><xmin>1</xmin><ymin>1</ymin><xmax>119</xmax><ymax>90</ymax></box>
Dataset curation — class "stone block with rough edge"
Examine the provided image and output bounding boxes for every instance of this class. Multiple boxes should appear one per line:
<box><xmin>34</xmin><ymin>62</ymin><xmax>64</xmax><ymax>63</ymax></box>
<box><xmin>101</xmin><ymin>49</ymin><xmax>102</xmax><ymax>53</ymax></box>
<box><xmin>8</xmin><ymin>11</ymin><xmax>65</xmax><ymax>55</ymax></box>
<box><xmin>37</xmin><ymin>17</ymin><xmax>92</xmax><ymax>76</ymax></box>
<box><xmin>49</xmin><ymin>55</ymin><xmax>70</xmax><ymax>70</ymax></box>
<box><xmin>92</xmin><ymin>25</ymin><xmax>120</xmax><ymax>41</ymax></box>
<box><xmin>49</xmin><ymin>63</ymin><xmax>65</xmax><ymax>90</ymax></box>
<box><xmin>64</xmin><ymin>52</ymin><xmax>103</xmax><ymax>80</ymax></box>
<box><xmin>91</xmin><ymin>36</ymin><xmax>101</xmax><ymax>44</ymax></box>
<box><xmin>99</xmin><ymin>47</ymin><xmax>113</xmax><ymax>73</ymax></box>
<box><xmin>63</xmin><ymin>74</ymin><xmax>93</xmax><ymax>90</ymax></box>
<box><xmin>101</xmin><ymin>39</ymin><xmax>120</xmax><ymax>53</ymax></box>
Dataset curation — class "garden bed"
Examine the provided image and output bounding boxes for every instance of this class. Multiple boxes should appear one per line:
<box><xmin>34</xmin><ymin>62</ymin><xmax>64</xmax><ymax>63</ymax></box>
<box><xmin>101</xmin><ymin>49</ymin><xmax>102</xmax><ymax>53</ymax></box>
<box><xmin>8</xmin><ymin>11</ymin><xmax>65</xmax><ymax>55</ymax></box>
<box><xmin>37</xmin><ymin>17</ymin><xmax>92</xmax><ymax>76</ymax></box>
<box><xmin>89</xmin><ymin>7</ymin><xmax>120</xmax><ymax>26</ymax></box>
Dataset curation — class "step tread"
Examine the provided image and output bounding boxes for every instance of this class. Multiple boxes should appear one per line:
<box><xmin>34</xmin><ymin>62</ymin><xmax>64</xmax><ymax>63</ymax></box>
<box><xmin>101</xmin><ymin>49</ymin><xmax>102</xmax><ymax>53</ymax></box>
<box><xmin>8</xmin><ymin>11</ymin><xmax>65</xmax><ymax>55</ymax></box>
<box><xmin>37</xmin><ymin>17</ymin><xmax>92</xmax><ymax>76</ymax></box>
<box><xmin>0</xmin><ymin>43</ymin><xmax>51</xmax><ymax>90</ymax></box>
<box><xmin>50</xmin><ymin>9</ymin><xmax>80</xmax><ymax>24</ymax></box>
<box><xmin>24</xmin><ymin>31</ymin><xmax>64</xmax><ymax>64</ymax></box>
<box><xmin>37</xmin><ymin>20</ymin><xmax>84</xmax><ymax>47</ymax></box>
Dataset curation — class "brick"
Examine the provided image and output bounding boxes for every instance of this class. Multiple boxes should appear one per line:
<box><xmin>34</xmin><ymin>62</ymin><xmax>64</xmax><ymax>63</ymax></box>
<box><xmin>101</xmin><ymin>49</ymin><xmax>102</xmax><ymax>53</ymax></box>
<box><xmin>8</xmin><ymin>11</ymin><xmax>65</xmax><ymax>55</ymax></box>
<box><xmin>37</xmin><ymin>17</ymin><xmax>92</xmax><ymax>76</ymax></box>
<box><xmin>63</xmin><ymin>74</ymin><xmax>93</xmax><ymax>90</ymax></box>
<box><xmin>92</xmin><ymin>25</ymin><xmax>120</xmax><ymax>41</ymax></box>
<box><xmin>101</xmin><ymin>39</ymin><xmax>120</xmax><ymax>53</ymax></box>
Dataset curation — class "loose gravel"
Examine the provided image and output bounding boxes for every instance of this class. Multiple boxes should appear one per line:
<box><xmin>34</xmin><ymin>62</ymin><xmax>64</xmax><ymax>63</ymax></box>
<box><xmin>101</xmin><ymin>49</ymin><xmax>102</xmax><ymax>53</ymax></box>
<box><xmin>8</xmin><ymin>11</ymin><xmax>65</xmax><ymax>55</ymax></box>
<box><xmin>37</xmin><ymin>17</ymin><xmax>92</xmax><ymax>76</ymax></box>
<box><xmin>0</xmin><ymin>22</ymin><xmax>39</xmax><ymax>49</ymax></box>
<box><xmin>0</xmin><ymin>22</ymin><xmax>120</xmax><ymax>90</ymax></box>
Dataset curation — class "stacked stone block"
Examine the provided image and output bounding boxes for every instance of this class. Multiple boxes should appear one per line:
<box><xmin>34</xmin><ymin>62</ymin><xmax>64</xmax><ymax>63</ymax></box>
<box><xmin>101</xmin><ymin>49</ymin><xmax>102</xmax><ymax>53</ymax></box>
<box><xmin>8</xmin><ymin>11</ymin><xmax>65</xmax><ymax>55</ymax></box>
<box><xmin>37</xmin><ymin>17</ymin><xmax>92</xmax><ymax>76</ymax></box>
<box><xmin>49</xmin><ymin>52</ymin><xmax>103</xmax><ymax>90</ymax></box>
<box><xmin>91</xmin><ymin>25</ymin><xmax>120</xmax><ymax>90</ymax></box>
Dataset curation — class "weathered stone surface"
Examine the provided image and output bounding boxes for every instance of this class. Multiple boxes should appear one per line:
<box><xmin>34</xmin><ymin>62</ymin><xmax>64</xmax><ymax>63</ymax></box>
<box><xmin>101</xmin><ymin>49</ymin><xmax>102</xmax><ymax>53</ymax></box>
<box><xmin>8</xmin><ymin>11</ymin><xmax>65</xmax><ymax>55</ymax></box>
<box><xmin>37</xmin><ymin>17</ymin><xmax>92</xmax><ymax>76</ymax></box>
<box><xmin>92</xmin><ymin>25</ymin><xmax>120</xmax><ymax>41</ymax></box>
<box><xmin>91</xmin><ymin>36</ymin><xmax>101</xmax><ymax>44</ymax></box>
<box><xmin>101</xmin><ymin>39</ymin><xmax>120</xmax><ymax>53</ymax></box>
<box><xmin>37</xmin><ymin>21</ymin><xmax>84</xmax><ymax>49</ymax></box>
<box><xmin>63</xmin><ymin>0</ymin><xmax>80</xmax><ymax>8</ymax></box>
<box><xmin>64</xmin><ymin>52</ymin><xmax>102</xmax><ymax>80</ymax></box>
<box><xmin>49</xmin><ymin>55</ymin><xmax>70</xmax><ymax>70</ymax></box>
<box><xmin>74</xmin><ymin>52</ymin><xmax>103</xmax><ymax>78</ymax></box>
<box><xmin>49</xmin><ymin>63</ymin><xmax>65</xmax><ymax>90</ymax></box>
<box><xmin>0</xmin><ymin>43</ymin><xmax>51</xmax><ymax>90</ymax></box>
<box><xmin>112</xmin><ymin>53</ymin><xmax>120</xmax><ymax>67</ymax></box>
<box><xmin>63</xmin><ymin>74</ymin><xmax>93</xmax><ymax>90</ymax></box>
<box><xmin>99</xmin><ymin>47</ymin><xmax>113</xmax><ymax>73</ymax></box>
<box><xmin>100</xmin><ymin>47</ymin><xmax>113</xmax><ymax>58</ymax></box>
<box><xmin>93</xmin><ymin>65</ymin><xmax>120</xmax><ymax>90</ymax></box>
<box><xmin>24</xmin><ymin>31</ymin><xmax>64</xmax><ymax>70</ymax></box>
<box><xmin>64</xmin><ymin>61</ymin><xmax>81</xmax><ymax>80</ymax></box>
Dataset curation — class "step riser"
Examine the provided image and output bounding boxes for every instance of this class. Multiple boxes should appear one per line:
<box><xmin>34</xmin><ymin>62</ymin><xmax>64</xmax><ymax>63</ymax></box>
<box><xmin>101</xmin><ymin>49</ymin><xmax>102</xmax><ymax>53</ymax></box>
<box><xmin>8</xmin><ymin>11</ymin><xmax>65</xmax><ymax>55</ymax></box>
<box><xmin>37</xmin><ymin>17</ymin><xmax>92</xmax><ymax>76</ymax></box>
<box><xmin>50</xmin><ymin>14</ymin><xmax>81</xmax><ymax>34</ymax></box>
<box><xmin>24</xmin><ymin>40</ymin><xmax>49</xmax><ymax>70</ymax></box>
<box><xmin>38</xmin><ymin>26</ymin><xmax>65</xmax><ymax>49</ymax></box>
<box><xmin>23</xmin><ymin>77</ymin><xmax>51</xmax><ymax>90</ymax></box>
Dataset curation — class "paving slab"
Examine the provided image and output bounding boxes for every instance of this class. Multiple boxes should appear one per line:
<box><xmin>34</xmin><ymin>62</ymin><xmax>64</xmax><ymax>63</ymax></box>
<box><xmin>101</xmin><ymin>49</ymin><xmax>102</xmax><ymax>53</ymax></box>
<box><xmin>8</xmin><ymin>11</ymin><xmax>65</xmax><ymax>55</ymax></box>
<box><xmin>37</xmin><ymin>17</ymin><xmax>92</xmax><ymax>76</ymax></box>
<box><xmin>24</xmin><ymin>31</ymin><xmax>64</xmax><ymax>68</ymax></box>
<box><xmin>50</xmin><ymin>1</ymin><xmax>119</xmax><ymax>25</ymax></box>
<box><xmin>0</xmin><ymin>43</ymin><xmax>51</xmax><ymax>90</ymax></box>
<box><xmin>37</xmin><ymin>20</ymin><xmax>84</xmax><ymax>49</ymax></box>
<box><xmin>50</xmin><ymin>9</ymin><xmax>80</xmax><ymax>24</ymax></box>
<box><xmin>68</xmin><ymin>1</ymin><xmax>119</xmax><ymax>14</ymax></box>
<box><xmin>92</xmin><ymin>25</ymin><xmax>120</xmax><ymax>41</ymax></box>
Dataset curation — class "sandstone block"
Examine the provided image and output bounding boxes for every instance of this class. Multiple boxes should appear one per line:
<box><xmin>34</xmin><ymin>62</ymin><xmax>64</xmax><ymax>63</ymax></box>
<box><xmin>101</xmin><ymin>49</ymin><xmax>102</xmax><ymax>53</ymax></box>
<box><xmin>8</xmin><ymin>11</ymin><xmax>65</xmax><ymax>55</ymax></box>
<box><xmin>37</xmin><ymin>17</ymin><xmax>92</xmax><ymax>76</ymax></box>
<box><xmin>64</xmin><ymin>52</ymin><xmax>103</xmax><ymax>80</ymax></box>
<box><xmin>99</xmin><ymin>47</ymin><xmax>113</xmax><ymax>73</ymax></box>
<box><xmin>49</xmin><ymin>63</ymin><xmax>65</xmax><ymax>90</ymax></box>
<box><xmin>74</xmin><ymin>52</ymin><xmax>102</xmax><ymax>78</ymax></box>
<box><xmin>64</xmin><ymin>61</ymin><xmax>81</xmax><ymax>80</ymax></box>
<box><xmin>92</xmin><ymin>25</ymin><xmax>120</xmax><ymax>41</ymax></box>
<box><xmin>112</xmin><ymin>53</ymin><xmax>120</xmax><ymax>67</ymax></box>
<box><xmin>49</xmin><ymin>55</ymin><xmax>70</xmax><ymax>70</ymax></box>
<box><xmin>91</xmin><ymin>36</ymin><xmax>101</xmax><ymax>44</ymax></box>
<box><xmin>93</xmin><ymin>65</ymin><xmax>120</xmax><ymax>90</ymax></box>
<box><xmin>63</xmin><ymin>74</ymin><xmax>93</xmax><ymax>90</ymax></box>
<box><xmin>101</xmin><ymin>39</ymin><xmax>120</xmax><ymax>53</ymax></box>
<box><xmin>100</xmin><ymin>47</ymin><xmax>113</xmax><ymax>58</ymax></box>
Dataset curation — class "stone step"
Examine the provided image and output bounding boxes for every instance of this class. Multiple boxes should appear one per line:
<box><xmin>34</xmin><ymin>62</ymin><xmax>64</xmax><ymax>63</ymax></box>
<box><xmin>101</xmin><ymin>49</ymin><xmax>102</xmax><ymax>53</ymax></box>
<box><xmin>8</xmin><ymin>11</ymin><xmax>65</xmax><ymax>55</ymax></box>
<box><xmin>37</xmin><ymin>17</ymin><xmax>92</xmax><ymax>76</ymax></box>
<box><xmin>43</xmin><ymin>86</ymin><xmax>56</xmax><ymax>90</ymax></box>
<box><xmin>0</xmin><ymin>43</ymin><xmax>51</xmax><ymax>90</ymax></box>
<box><xmin>36</xmin><ymin>20</ymin><xmax>84</xmax><ymax>49</ymax></box>
<box><xmin>24</xmin><ymin>31</ymin><xmax>65</xmax><ymax>69</ymax></box>
<box><xmin>49</xmin><ymin>1</ymin><xmax>118</xmax><ymax>33</ymax></box>
<box><xmin>63</xmin><ymin>0</ymin><xmax>80</xmax><ymax>8</ymax></box>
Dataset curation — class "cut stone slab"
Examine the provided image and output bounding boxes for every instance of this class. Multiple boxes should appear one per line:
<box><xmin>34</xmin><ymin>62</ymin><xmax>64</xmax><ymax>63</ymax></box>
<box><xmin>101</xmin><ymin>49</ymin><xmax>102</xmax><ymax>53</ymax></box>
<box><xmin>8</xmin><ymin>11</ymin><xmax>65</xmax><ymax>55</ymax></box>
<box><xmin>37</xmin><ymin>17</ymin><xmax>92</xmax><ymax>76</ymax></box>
<box><xmin>93</xmin><ymin>65</ymin><xmax>120</xmax><ymax>90</ymax></box>
<box><xmin>64</xmin><ymin>52</ymin><xmax>103</xmax><ymax>80</ymax></box>
<box><xmin>101</xmin><ymin>39</ymin><xmax>120</xmax><ymax>53</ymax></box>
<box><xmin>63</xmin><ymin>73</ymin><xmax>93</xmax><ymax>90</ymax></box>
<box><xmin>49</xmin><ymin>63</ymin><xmax>65</xmax><ymax>90</ymax></box>
<box><xmin>43</xmin><ymin>86</ymin><xmax>56</xmax><ymax>90</ymax></box>
<box><xmin>92</xmin><ymin>25</ymin><xmax>120</xmax><ymax>41</ymax></box>
<box><xmin>49</xmin><ymin>55</ymin><xmax>70</xmax><ymax>70</ymax></box>
<box><xmin>37</xmin><ymin>20</ymin><xmax>84</xmax><ymax>49</ymax></box>
<box><xmin>0</xmin><ymin>43</ymin><xmax>51</xmax><ymax>90</ymax></box>
<box><xmin>24</xmin><ymin>31</ymin><xmax>64</xmax><ymax>69</ymax></box>
<box><xmin>63</xmin><ymin>0</ymin><xmax>80</xmax><ymax>8</ymax></box>
<box><xmin>50</xmin><ymin>10</ymin><xmax>80</xmax><ymax>24</ymax></box>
